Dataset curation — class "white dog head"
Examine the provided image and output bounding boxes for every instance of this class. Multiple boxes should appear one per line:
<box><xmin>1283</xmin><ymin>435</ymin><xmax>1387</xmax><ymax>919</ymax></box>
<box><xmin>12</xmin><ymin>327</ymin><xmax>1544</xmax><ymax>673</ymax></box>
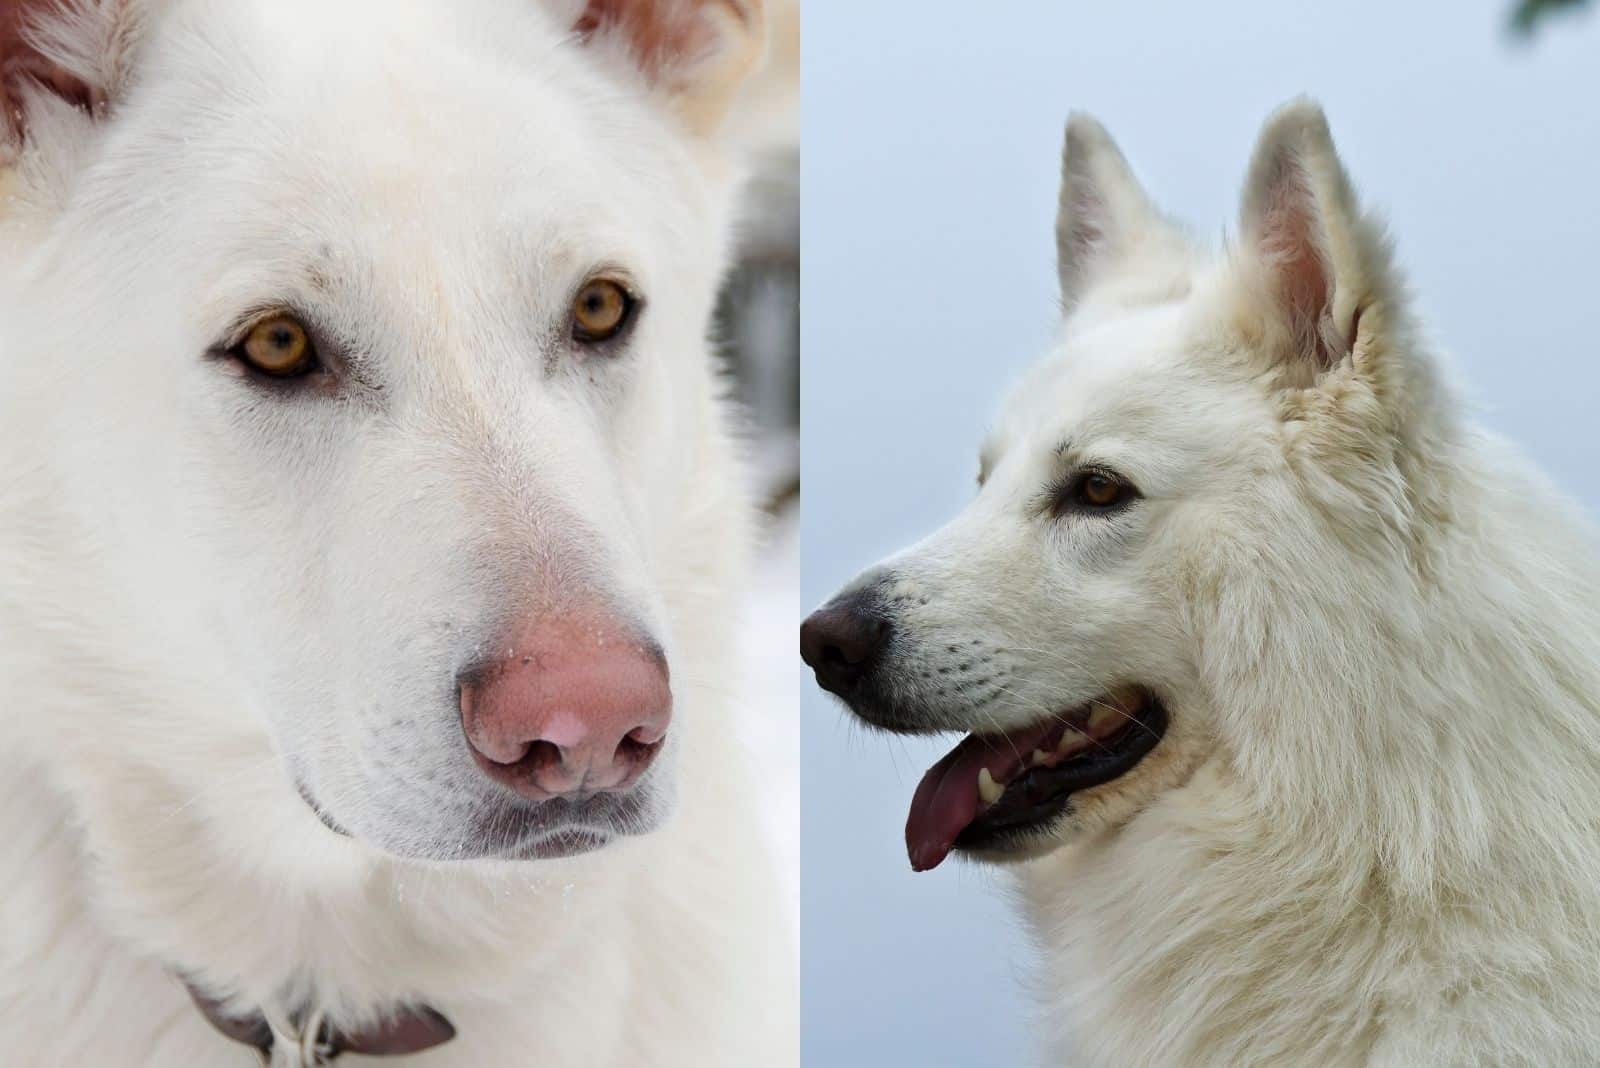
<box><xmin>1</xmin><ymin>0</ymin><xmax>762</xmax><ymax>862</ymax></box>
<box><xmin>804</xmin><ymin>100</ymin><xmax>1439</xmax><ymax>871</ymax></box>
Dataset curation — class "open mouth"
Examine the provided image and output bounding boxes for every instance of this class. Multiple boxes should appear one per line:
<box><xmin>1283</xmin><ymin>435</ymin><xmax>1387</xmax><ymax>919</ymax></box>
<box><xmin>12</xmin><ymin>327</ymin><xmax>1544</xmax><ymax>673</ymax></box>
<box><xmin>905</xmin><ymin>687</ymin><xmax>1167</xmax><ymax>871</ymax></box>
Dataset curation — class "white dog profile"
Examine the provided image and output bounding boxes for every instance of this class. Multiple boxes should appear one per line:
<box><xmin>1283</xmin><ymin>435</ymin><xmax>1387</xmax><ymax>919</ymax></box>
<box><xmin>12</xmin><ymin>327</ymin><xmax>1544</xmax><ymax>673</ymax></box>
<box><xmin>0</xmin><ymin>0</ymin><xmax>794</xmax><ymax>1064</ymax></box>
<box><xmin>804</xmin><ymin>100</ymin><xmax>1600</xmax><ymax>1065</ymax></box>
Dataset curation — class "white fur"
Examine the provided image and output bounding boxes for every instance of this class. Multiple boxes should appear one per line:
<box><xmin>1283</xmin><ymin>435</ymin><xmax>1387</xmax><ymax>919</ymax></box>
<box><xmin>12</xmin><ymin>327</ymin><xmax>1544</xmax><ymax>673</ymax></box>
<box><xmin>0</xmin><ymin>1</ymin><xmax>795</xmax><ymax>1064</ymax></box>
<box><xmin>831</xmin><ymin>101</ymin><xmax>1600</xmax><ymax>1065</ymax></box>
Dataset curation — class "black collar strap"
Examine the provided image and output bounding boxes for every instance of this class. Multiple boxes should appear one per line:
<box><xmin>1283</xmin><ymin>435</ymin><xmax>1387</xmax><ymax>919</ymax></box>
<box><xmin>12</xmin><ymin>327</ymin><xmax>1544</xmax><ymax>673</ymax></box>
<box><xmin>181</xmin><ymin>976</ymin><xmax>455</xmax><ymax>1064</ymax></box>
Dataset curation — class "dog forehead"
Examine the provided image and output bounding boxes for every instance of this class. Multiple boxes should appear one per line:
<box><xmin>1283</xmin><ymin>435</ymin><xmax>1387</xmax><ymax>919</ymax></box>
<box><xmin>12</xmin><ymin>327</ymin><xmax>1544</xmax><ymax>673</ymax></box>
<box><xmin>146</xmin><ymin>0</ymin><xmax>692</xmax><ymax>237</ymax></box>
<box><xmin>995</xmin><ymin>304</ymin><xmax>1192</xmax><ymax>447</ymax></box>
<box><xmin>114</xmin><ymin>0</ymin><xmax>708</xmax><ymax>350</ymax></box>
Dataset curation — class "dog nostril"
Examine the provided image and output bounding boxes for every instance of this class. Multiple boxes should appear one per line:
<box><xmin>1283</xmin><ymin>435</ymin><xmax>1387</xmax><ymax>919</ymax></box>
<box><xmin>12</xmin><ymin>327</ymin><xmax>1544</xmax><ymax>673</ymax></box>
<box><xmin>620</xmin><ymin>722</ymin><xmax>665</xmax><ymax>748</ymax></box>
<box><xmin>503</xmin><ymin>739</ymin><xmax>560</xmax><ymax>772</ymax></box>
<box><xmin>801</xmin><ymin>597</ymin><xmax>895</xmax><ymax>702</ymax></box>
<box><xmin>821</xmin><ymin>641</ymin><xmax>854</xmax><ymax>667</ymax></box>
<box><xmin>615</xmin><ymin>730</ymin><xmax>663</xmax><ymax>766</ymax></box>
<box><xmin>472</xmin><ymin>733</ymin><xmax>535</xmax><ymax>766</ymax></box>
<box><xmin>831</xmin><ymin>617</ymin><xmax>886</xmax><ymax>667</ymax></box>
<box><xmin>626</xmin><ymin>722</ymin><xmax>667</xmax><ymax>747</ymax></box>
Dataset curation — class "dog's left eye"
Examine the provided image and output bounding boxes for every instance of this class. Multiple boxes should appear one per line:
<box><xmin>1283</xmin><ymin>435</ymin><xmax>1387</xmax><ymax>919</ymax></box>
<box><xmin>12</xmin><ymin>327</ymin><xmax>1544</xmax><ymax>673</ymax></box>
<box><xmin>571</xmin><ymin>278</ymin><xmax>638</xmax><ymax>344</ymax></box>
<box><xmin>1056</xmin><ymin>470</ymin><xmax>1138</xmax><ymax>514</ymax></box>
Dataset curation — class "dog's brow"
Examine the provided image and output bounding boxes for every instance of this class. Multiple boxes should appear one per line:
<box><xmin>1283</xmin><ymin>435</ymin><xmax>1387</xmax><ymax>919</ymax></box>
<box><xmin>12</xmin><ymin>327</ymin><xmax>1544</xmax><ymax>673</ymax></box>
<box><xmin>1052</xmin><ymin>438</ymin><xmax>1077</xmax><ymax>461</ymax></box>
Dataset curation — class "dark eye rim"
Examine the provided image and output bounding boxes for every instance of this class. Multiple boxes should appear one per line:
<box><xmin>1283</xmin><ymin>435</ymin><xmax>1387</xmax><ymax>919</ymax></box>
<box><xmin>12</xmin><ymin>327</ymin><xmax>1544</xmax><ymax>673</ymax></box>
<box><xmin>211</xmin><ymin>308</ymin><xmax>331</xmax><ymax>383</ymax></box>
<box><xmin>1050</xmin><ymin>466</ymin><xmax>1141</xmax><ymax>517</ymax></box>
<box><xmin>569</xmin><ymin>275</ymin><xmax>643</xmax><ymax>348</ymax></box>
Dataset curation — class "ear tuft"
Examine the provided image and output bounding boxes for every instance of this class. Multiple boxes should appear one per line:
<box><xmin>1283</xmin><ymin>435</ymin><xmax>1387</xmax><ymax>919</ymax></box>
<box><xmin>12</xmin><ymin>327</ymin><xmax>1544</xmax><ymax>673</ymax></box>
<box><xmin>573</xmin><ymin>0</ymin><xmax>764</xmax><ymax>138</ymax></box>
<box><xmin>1</xmin><ymin>0</ymin><xmax>149</xmax><ymax>162</ymax></box>
<box><xmin>1056</xmin><ymin>112</ymin><xmax>1185</xmax><ymax>315</ymax></box>
<box><xmin>1238</xmin><ymin>98</ymin><xmax>1390</xmax><ymax>375</ymax></box>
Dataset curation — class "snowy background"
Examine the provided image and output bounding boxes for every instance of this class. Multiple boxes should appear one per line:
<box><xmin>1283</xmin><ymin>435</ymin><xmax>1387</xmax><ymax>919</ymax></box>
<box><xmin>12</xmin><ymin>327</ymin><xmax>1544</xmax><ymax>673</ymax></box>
<box><xmin>724</xmin><ymin>0</ymin><xmax>801</xmax><ymax>950</ymax></box>
<box><xmin>801</xmin><ymin>2</ymin><xmax>1600</xmax><ymax>1064</ymax></box>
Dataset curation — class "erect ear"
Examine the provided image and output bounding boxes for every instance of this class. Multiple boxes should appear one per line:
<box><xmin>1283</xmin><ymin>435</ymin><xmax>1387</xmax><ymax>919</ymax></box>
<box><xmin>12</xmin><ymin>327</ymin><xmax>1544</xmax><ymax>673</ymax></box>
<box><xmin>1238</xmin><ymin>98</ymin><xmax>1395</xmax><ymax>377</ymax></box>
<box><xmin>1</xmin><ymin>0</ymin><xmax>152</xmax><ymax>164</ymax></box>
<box><xmin>570</xmin><ymin>0</ymin><xmax>765</xmax><ymax>138</ymax></box>
<box><xmin>1056</xmin><ymin>113</ymin><xmax>1187</xmax><ymax>315</ymax></box>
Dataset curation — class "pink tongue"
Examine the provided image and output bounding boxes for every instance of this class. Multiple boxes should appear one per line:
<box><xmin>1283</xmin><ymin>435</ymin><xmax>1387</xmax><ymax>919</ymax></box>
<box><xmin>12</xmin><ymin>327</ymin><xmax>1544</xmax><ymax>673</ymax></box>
<box><xmin>905</xmin><ymin>721</ymin><xmax>1063</xmax><ymax>872</ymax></box>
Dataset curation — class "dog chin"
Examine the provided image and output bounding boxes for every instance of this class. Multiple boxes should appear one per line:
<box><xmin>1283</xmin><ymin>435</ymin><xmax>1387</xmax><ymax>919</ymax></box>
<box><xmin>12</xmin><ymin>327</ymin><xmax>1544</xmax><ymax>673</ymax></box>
<box><xmin>958</xmin><ymin>821</ymin><xmax>1078</xmax><ymax>866</ymax></box>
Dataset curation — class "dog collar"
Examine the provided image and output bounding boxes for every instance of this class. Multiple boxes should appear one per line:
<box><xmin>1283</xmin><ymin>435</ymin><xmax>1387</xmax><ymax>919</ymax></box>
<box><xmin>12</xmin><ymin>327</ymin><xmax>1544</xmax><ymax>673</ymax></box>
<box><xmin>181</xmin><ymin>976</ymin><xmax>455</xmax><ymax>1065</ymax></box>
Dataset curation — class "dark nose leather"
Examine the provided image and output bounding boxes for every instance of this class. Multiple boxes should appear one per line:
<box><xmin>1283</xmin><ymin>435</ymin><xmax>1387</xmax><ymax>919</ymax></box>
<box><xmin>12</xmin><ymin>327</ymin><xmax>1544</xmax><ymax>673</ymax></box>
<box><xmin>800</xmin><ymin>593</ymin><xmax>891</xmax><ymax>696</ymax></box>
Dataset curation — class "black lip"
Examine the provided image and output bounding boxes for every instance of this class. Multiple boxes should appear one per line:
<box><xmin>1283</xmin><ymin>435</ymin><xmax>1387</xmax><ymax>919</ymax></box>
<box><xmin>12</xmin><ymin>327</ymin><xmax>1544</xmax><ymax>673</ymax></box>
<box><xmin>463</xmin><ymin>793</ymin><xmax>649</xmax><ymax>859</ymax></box>
<box><xmin>953</xmin><ymin>698</ymin><xmax>1169</xmax><ymax>852</ymax></box>
<box><xmin>294</xmin><ymin>777</ymin><xmax>656</xmax><ymax>860</ymax></box>
<box><xmin>296</xmin><ymin>779</ymin><xmax>353</xmax><ymax>837</ymax></box>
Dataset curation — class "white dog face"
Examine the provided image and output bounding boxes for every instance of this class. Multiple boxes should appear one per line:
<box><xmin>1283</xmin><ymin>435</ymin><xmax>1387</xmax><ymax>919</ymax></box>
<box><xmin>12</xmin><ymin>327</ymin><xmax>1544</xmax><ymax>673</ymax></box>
<box><xmin>804</xmin><ymin>102</ymin><xmax>1415</xmax><ymax>871</ymax></box>
<box><xmin>2</xmin><ymin>0</ymin><xmax>760</xmax><ymax>861</ymax></box>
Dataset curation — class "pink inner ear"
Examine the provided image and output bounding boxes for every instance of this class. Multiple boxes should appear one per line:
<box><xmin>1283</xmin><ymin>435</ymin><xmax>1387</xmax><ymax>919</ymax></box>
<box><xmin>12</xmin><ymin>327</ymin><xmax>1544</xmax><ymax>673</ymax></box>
<box><xmin>0</xmin><ymin>3</ymin><xmax>100</xmax><ymax>147</ymax></box>
<box><xmin>574</xmin><ymin>0</ymin><xmax>719</xmax><ymax>82</ymax></box>
<box><xmin>1258</xmin><ymin>154</ymin><xmax>1338</xmax><ymax>368</ymax></box>
<box><xmin>1064</xmin><ymin>184</ymin><xmax>1108</xmax><ymax>265</ymax></box>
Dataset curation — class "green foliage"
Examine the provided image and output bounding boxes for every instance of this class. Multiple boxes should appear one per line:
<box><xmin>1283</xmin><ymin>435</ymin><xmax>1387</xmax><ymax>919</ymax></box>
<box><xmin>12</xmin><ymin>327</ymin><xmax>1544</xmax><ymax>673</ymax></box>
<box><xmin>1510</xmin><ymin>0</ymin><xmax>1592</xmax><ymax>35</ymax></box>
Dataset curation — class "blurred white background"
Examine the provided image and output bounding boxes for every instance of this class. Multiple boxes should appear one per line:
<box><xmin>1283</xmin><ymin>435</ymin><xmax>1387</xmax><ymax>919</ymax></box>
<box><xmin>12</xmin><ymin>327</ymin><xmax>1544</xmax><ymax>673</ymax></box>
<box><xmin>722</xmin><ymin>0</ymin><xmax>801</xmax><ymax>948</ymax></box>
<box><xmin>801</xmin><ymin>1</ymin><xmax>1600</xmax><ymax>1063</ymax></box>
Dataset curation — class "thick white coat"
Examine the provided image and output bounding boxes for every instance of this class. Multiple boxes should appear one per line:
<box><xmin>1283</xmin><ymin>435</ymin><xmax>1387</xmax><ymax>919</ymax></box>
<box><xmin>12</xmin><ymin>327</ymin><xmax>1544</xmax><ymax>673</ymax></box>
<box><xmin>0</xmin><ymin>1</ymin><xmax>795</xmax><ymax>1064</ymax></box>
<box><xmin>860</xmin><ymin>103</ymin><xmax>1600</xmax><ymax>1066</ymax></box>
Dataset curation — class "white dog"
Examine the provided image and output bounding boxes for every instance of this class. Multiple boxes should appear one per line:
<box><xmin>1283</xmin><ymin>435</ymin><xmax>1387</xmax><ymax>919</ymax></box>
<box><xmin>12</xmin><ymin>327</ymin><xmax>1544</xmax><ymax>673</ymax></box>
<box><xmin>803</xmin><ymin>100</ymin><xmax>1600</xmax><ymax>1066</ymax></box>
<box><xmin>0</xmin><ymin>1</ymin><xmax>794</xmax><ymax>1064</ymax></box>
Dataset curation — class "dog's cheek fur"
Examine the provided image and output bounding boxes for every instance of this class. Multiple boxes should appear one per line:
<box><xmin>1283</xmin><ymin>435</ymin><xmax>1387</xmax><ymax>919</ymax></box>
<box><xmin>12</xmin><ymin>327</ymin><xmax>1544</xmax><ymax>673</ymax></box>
<box><xmin>869</xmin><ymin>486</ymin><xmax>1200</xmax><ymax>747</ymax></box>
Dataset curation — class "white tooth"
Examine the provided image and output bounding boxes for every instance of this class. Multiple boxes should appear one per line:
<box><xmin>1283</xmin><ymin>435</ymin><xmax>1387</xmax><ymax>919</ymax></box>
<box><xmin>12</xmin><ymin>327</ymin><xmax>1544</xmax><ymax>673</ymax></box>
<box><xmin>1031</xmin><ymin>749</ymin><xmax>1051</xmax><ymax>767</ymax></box>
<box><xmin>1057</xmin><ymin>730</ymin><xmax>1081</xmax><ymax>753</ymax></box>
<box><xmin>1087</xmin><ymin>704</ymin><xmax>1119</xmax><ymax>733</ymax></box>
<box><xmin>977</xmin><ymin>767</ymin><xmax>1004</xmax><ymax>805</ymax></box>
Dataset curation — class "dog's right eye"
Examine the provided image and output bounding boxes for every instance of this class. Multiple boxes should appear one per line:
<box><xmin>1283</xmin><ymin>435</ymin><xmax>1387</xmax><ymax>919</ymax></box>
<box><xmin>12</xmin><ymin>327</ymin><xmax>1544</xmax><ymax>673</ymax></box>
<box><xmin>231</xmin><ymin>314</ymin><xmax>320</xmax><ymax>378</ymax></box>
<box><xmin>1080</xmin><ymin>474</ymin><xmax>1124</xmax><ymax>507</ymax></box>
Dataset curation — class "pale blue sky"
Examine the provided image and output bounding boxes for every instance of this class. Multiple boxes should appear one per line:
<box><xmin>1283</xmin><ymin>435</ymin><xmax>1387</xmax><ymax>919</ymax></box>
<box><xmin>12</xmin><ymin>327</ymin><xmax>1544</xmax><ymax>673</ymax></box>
<box><xmin>800</xmin><ymin>2</ymin><xmax>1600</xmax><ymax>1063</ymax></box>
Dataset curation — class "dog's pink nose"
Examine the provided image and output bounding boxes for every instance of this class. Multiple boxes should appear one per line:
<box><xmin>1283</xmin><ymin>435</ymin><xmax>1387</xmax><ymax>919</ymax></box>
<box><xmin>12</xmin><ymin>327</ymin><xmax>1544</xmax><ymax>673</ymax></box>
<box><xmin>459</xmin><ymin>614</ymin><xmax>670</xmax><ymax>800</ymax></box>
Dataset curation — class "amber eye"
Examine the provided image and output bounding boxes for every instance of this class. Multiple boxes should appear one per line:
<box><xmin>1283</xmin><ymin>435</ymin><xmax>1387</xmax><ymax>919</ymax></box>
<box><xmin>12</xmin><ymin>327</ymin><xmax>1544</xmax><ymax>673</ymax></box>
<box><xmin>1081</xmin><ymin>474</ymin><xmax>1123</xmax><ymax>507</ymax></box>
<box><xmin>1062</xmin><ymin>470</ymin><xmax>1137</xmax><ymax>513</ymax></box>
<box><xmin>571</xmin><ymin>278</ymin><xmax>636</xmax><ymax>343</ymax></box>
<box><xmin>236</xmin><ymin>314</ymin><xmax>317</xmax><ymax>377</ymax></box>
